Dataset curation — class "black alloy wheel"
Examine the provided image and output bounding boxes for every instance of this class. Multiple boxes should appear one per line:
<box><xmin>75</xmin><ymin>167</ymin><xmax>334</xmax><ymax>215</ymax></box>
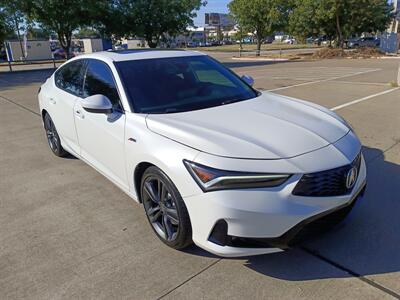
<box><xmin>43</xmin><ymin>113</ymin><xmax>68</xmax><ymax>157</ymax></box>
<box><xmin>141</xmin><ymin>166</ymin><xmax>192</xmax><ymax>249</ymax></box>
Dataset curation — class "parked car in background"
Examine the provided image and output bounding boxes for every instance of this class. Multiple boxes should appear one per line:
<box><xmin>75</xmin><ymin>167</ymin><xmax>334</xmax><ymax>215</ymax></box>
<box><xmin>52</xmin><ymin>48</ymin><xmax>79</xmax><ymax>59</ymax></box>
<box><xmin>53</xmin><ymin>47</ymin><xmax>83</xmax><ymax>59</ymax></box>
<box><xmin>114</xmin><ymin>44</ymin><xmax>127</xmax><ymax>51</ymax></box>
<box><xmin>264</xmin><ymin>36</ymin><xmax>274</xmax><ymax>44</ymax></box>
<box><xmin>306</xmin><ymin>37</ymin><xmax>314</xmax><ymax>44</ymax></box>
<box><xmin>197</xmin><ymin>42</ymin><xmax>214</xmax><ymax>47</ymax></box>
<box><xmin>283</xmin><ymin>38</ymin><xmax>297</xmax><ymax>45</ymax></box>
<box><xmin>348</xmin><ymin>37</ymin><xmax>380</xmax><ymax>48</ymax></box>
<box><xmin>313</xmin><ymin>37</ymin><xmax>330</xmax><ymax>46</ymax></box>
<box><xmin>186</xmin><ymin>42</ymin><xmax>198</xmax><ymax>48</ymax></box>
<box><xmin>52</xmin><ymin>48</ymin><xmax>67</xmax><ymax>59</ymax></box>
<box><xmin>242</xmin><ymin>38</ymin><xmax>253</xmax><ymax>44</ymax></box>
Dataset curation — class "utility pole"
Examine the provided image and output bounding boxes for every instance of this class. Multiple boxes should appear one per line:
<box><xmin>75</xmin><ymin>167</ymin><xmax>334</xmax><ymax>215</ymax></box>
<box><xmin>397</xmin><ymin>63</ymin><xmax>400</xmax><ymax>86</ymax></box>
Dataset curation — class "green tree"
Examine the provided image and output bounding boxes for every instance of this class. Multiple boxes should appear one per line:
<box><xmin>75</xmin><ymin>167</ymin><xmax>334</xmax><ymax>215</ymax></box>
<box><xmin>344</xmin><ymin>0</ymin><xmax>393</xmax><ymax>37</ymax></box>
<box><xmin>75</xmin><ymin>27</ymin><xmax>101</xmax><ymax>39</ymax></box>
<box><xmin>229</xmin><ymin>0</ymin><xmax>288</xmax><ymax>55</ymax></box>
<box><xmin>26</xmin><ymin>26</ymin><xmax>52</xmax><ymax>40</ymax></box>
<box><xmin>232</xmin><ymin>27</ymin><xmax>245</xmax><ymax>49</ymax></box>
<box><xmin>289</xmin><ymin>0</ymin><xmax>393</xmax><ymax>48</ymax></box>
<box><xmin>288</xmin><ymin>0</ymin><xmax>321</xmax><ymax>43</ymax></box>
<box><xmin>86</xmin><ymin>0</ymin><xmax>123</xmax><ymax>41</ymax></box>
<box><xmin>21</xmin><ymin>0</ymin><xmax>99</xmax><ymax>57</ymax></box>
<box><xmin>216</xmin><ymin>26</ymin><xmax>223</xmax><ymax>42</ymax></box>
<box><xmin>116</xmin><ymin>0</ymin><xmax>205</xmax><ymax>48</ymax></box>
<box><xmin>0</xmin><ymin>0</ymin><xmax>26</xmax><ymax>58</ymax></box>
<box><xmin>0</xmin><ymin>8</ymin><xmax>13</xmax><ymax>47</ymax></box>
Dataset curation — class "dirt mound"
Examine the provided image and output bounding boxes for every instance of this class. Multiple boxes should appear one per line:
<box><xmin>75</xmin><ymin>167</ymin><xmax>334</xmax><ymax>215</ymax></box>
<box><xmin>312</xmin><ymin>47</ymin><xmax>384</xmax><ymax>59</ymax></box>
<box><xmin>312</xmin><ymin>48</ymin><xmax>347</xmax><ymax>59</ymax></box>
<box><xmin>352</xmin><ymin>47</ymin><xmax>384</xmax><ymax>58</ymax></box>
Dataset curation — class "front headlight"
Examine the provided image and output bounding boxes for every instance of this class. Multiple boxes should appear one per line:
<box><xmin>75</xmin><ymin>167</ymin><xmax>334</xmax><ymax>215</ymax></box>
<box><xmin>183</xmin><ymin>160</ymin><xmax>291</xmax><ymax>192</ymax></box>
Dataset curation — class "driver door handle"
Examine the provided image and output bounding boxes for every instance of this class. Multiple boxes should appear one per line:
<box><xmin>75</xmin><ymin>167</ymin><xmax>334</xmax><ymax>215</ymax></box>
<box><xmin>75</xmin><ymin>109</ymin><xmax>85</xmax><ymax>119</ymax></box>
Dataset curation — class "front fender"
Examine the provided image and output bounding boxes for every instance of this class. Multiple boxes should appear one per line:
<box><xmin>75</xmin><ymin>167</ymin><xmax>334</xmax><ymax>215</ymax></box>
<box><xmin>124</xmin><ymin>113</ymin><xmax>201</xmax><ymax>200</ymax></box>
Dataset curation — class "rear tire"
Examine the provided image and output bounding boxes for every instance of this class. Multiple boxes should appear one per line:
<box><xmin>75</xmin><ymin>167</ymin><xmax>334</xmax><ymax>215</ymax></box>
<box><xmin>141</xmin><ymin>166</ymin><xmax>193</xmax><ymax>250</ymax></box>
<box><xmin>43</xmin><ymin>113</ymin><xmax>68</xmax><ymax>157</ymax></box>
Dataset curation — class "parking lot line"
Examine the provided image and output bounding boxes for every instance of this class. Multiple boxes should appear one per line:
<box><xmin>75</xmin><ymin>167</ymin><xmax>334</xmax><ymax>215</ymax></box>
<box><xmin>157</xmin><ymin>259</ymin><xmax>222</xmax><ymax>300</ymax></box>
<box><xmin>249</xmin><ymin>67</ymin><xmax>378</xmax><ymax>77</ymax></box>
<box><xmin>330</xmin><ymin>80</ymin><xmax>388</xmax><ymax>86</ymax></box>
<box><xmin>266</xmin><ymin>68</ymin><xmax>381</xmax><ymax>92</ymax></box>
<box><xmin>331</xmin><ymin>87</ymin><xmax>400</xmax><ymax>111</ymax></box>
<box><xmin>302</xmin><ymin>247</ymin><xmax>400</xmax><ymax>299</ymax></box>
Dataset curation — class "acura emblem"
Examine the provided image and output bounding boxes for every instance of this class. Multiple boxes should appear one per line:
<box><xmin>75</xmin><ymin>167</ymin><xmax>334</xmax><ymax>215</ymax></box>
<box><xmin>346</xmin><ymin>167</ymin><xmax>358</xmax><ymax>189</ymax></box>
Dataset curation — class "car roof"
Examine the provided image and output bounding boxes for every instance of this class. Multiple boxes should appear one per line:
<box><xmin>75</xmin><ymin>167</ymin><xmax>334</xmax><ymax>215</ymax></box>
<box><xmin>73</xmin><ymin>49</ymin><xmax>206</xmax><ymax>63</ymax></box>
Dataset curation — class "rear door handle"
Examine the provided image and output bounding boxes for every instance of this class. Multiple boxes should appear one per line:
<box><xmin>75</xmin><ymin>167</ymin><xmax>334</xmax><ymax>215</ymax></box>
<box><xmin>49</xmin><ymin>98</ymin><xmax>56</xmax><ymax>104</ymax></box>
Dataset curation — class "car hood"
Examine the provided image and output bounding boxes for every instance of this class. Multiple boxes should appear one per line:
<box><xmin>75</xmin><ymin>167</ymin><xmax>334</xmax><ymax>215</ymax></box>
<box><xmin>146</xmin><ymin>92</ymin><xmax>350</xmax><ymax>159</ymax></box>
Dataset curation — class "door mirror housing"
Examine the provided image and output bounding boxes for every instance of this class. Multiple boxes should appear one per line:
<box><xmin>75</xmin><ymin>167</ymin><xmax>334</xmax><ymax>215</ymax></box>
<box><xmin>81</xmin><ymin>94</ymin><xmax>113</xmax><ymax>114</ymax></box>
<box><xmin>241</xmin><ymin>75</ymin><xmax>255</xmax><ymax>87</ymax></box>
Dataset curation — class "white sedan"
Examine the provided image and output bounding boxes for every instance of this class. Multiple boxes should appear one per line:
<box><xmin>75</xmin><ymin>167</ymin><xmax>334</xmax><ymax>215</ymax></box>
<box><xmin>38</xmin><ymin>50</ymin><xmax>367</xmax><ymax>257</ymax></box>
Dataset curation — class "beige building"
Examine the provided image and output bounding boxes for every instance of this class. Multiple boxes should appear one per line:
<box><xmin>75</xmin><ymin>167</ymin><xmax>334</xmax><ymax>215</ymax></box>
<box><xmin>79</xmin><ymin>39</ymin><xmax>104</xmax><ymax>53</ymax></box>
<box><xmin>5</xmin><ymin>40</ymin><xmax>52</xmax><ymax>61</ymax></box>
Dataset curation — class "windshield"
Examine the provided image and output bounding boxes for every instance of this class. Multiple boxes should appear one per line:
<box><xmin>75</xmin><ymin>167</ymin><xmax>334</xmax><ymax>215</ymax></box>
<box><xmin>115</xmin><ymin>55</ymin><xmax>259</xmax><ymax>114</ymax></box>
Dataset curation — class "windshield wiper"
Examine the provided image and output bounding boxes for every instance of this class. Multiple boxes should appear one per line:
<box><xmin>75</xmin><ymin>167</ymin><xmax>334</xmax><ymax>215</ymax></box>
<box><xmin>164</xmin><ymin>108</ymin><xmax>179</xmax><ymax>113</ymax></box>
<box><xmin>221</xmin><ymin>98</ymin><xmax>243</xmax><ymax>105</ymax></box>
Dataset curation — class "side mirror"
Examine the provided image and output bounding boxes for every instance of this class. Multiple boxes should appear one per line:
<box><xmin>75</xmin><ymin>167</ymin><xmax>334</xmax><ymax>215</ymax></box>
<box><xmin>81</xmin><ymin>94</ymin><xmax>113</xmax><ymax>114</ymax></box>
<box><xmin>241</xmin><ymin>75</ymin><xmax>255</xmax><ymax>87</ymax></box>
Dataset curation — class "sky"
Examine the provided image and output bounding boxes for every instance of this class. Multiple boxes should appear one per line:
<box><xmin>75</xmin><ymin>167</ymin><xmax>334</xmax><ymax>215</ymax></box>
<box><xmin>193</xmin><ymin>0</ymin><xmax>230</xmax><ymax>26</ymax></box>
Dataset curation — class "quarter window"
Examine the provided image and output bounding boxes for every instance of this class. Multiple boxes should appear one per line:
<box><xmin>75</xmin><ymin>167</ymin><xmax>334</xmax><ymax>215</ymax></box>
<box><xmin>55</xmin><ymin>60</ymin><xmax>85</xmax><ymax>96</ymax></box>
<box><xmin>83</xmin><ymin>60</ymin><xmax>121</xmax><ymax>110</ymax></box>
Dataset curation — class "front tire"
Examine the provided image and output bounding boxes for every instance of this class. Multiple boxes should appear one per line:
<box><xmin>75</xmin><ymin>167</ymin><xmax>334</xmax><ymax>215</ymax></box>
<box><xmin>141</xmin><ymin>166</ymin><xmax>192</xmax><ymax>250</ymax></box>
<box><xmin>43</xmin><ymin>113</ymin><xmax>68</xmax><ymax>157</ymax></box>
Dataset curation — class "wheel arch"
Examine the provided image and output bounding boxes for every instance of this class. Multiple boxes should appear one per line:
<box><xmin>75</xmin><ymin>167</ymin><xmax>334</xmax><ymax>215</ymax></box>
<box><xmin>134</xmin><ymin>161</ymin><xmax>156</xmax><ymax>203</ymax></box>
<box><xmin>41</xmin><ymin>109</ymin><xmax>48</xmax><ymax>122</ymax></box>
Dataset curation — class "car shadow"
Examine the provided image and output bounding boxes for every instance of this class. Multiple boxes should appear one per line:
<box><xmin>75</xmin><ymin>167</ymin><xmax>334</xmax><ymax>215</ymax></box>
<box><xmin>188</xmin><ymin>146</ymin><xmax>400</xmax><ymax>281</ymax></box>
<box><xmin>63</xmin><ymin>153</ymin><xmax>78</xmax><ymax>160</ymax></box>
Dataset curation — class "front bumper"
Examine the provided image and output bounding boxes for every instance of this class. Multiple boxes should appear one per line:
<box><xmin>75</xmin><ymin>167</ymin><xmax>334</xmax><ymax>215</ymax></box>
<box><xmin>183</xmin><ymin>155</ymin><xmax>367</xmax><ymax>257</ymax></box>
